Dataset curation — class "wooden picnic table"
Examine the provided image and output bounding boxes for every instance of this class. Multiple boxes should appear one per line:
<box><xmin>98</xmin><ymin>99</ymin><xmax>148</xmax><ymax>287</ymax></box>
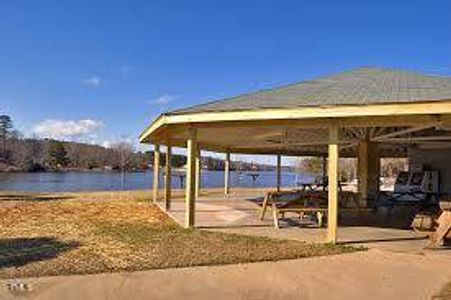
<box><xmin>259</xmin><ymin>190</ymin><xmax>365</xmax><ymax>229</ymax></box>
<box><xmin>299</xmin><ymin>180</ymin><xmax>344</xmax><ymax>192</ymax></box>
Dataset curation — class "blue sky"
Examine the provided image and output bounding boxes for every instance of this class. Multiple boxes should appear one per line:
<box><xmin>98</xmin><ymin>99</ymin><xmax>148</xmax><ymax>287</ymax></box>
<box><xmin>1</xmin><ymin>0</ymin><xmax>451</xmax><ymax>163</ymax></box>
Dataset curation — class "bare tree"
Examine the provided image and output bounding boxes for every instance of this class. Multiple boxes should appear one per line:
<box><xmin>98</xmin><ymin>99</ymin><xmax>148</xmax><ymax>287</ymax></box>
<box><xmin>111</xmin><ymin>141</ymin><xmax>134</xmax><ymax>185</ymax></box>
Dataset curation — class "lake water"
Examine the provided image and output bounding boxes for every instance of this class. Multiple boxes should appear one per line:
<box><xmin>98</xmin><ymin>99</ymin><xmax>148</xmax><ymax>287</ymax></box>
<box><xmin>0</xmin><ymin>171</ymin><xmax>315</xmax><ymax>193</ymax></box>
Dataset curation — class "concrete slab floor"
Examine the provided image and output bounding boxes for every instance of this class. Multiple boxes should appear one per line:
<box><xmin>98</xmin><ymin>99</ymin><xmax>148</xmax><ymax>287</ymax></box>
<box><xmin>160</xmin><ymin>189</ymin><xmax>447</xmax><ymax>253</ymax></box>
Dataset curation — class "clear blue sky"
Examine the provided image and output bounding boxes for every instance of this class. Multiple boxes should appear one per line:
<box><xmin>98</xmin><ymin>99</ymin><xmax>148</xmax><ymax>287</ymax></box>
<box><xmin>1</xmin><ymin>0</ymin><xmax>451</xmax><ymax>161</ymax></box>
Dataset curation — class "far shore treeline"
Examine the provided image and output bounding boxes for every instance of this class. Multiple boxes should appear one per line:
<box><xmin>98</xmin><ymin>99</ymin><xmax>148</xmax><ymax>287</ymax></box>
<box><xmin>0</xmin><ymin>115</ymin><xmax>277</xmax><ymax>173</ymax></box>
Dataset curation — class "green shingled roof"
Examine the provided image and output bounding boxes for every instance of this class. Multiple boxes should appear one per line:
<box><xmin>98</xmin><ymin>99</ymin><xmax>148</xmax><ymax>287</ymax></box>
<box><xmin>169</xmin><ymin>67</ymin><xmax>451</xmax><ymax>115</ymax></box>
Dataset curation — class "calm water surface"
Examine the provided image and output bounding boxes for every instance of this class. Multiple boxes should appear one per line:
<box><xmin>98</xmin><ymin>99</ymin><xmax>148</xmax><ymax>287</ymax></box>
<box><xmin>0</xmin><ymin>171</ymin><xmax>315</xmax><ymax>193</ymax></box>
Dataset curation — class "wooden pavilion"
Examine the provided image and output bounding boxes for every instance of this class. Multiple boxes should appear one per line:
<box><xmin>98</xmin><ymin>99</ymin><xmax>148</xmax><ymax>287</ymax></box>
<box><xmin>140</xmin><ymin>67</ymin><xmax>451</xmax><ymax>243</ymax></box>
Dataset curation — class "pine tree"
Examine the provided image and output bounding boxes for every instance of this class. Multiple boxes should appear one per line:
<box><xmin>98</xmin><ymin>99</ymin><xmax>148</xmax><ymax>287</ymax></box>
<box><xmin>47</xmin><ymin>141</ymin><xmax>70</xmax><ymax>168</ymax></box>
<box><xmin>0</xmin><ymin>115</ymin><xmax>14</xmax><ymax>162</ymax></box>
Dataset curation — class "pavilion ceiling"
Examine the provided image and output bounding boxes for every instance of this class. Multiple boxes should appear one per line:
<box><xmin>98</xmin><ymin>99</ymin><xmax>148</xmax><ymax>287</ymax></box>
<box><xmin>143</xmin><ymin>111</ymin><xmax>451</xmax><ymax>158</ymax></box>
<box><xmin>156</xmin><ymin>124</ymin><xmax>415</xmax><ymax>157</ymax></box>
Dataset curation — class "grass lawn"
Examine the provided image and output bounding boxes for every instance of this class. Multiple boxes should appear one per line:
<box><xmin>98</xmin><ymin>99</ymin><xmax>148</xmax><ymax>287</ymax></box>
<box><xmin>0</xmin><ymin>191</ymin><xmax>358</xmax><ymax>279</ymax></box>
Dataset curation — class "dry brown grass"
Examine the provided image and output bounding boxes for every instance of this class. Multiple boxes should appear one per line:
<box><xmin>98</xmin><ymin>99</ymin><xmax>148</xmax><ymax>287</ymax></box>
<box><xmin>0</xmin><ymin>191</ymin><xmax>358</xmax><ymax>279</ymax></box>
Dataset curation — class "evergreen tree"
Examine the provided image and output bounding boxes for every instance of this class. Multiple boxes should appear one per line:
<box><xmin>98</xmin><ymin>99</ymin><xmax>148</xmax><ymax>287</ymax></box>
<box><xmin>0</xmin><ymin>115</ymin><xmax>14</xmax><ymax>162</ymax></box>
<box><xmin>47</xmin><ymin>141</ymin><xmax>70</xmax><ymax>168</ymax></box>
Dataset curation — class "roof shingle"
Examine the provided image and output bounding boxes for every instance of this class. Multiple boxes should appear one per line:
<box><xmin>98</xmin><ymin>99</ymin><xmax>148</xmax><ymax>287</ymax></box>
<box><xmin>169</xmin><ymin>67</ymin><xmax>451</xmax><ymax>115</ymax></box>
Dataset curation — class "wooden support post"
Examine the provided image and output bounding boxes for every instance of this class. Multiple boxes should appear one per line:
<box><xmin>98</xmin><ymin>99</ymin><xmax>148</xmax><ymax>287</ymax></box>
<box><xmin>327</xmin><ymin>126</ymin><xmax>339</xmax><ymax>243</ymax></box>
<box><xmin>164</xmin><ymin>145</ymin><xmax>172</xmax><ymax>211</ymax></box>
<box><xmin>152</xmin><ymin>144</ymin><xmax>160</xmax><ymax>203</ymax></box>
<box><xmin>195</xmin><ymin>147</ymin><xmax>201</xmax><ymax>199</ymax></box>
<box><xmin>357</xmin><ymin>140</ymin><xmax>380</xmax><ymax>207</ymax></box>
<box><xmin>276</xmin><ymin>154</ymin><xmax>282</xmax><ymax>192</ymax></box>
<box><xmin>185</xmin><ymin>129</ymin><xmax>197</xmax><ymax>228</ymax></box>
<box><xmin>322</xmin><ymin>156</ymin><xmax>327</xmax><ymax>187</ymax></box>
<box><xmin>224</xmin><ymin>152</ymin><xmax>230</xmax><ymax>195</ymax></box>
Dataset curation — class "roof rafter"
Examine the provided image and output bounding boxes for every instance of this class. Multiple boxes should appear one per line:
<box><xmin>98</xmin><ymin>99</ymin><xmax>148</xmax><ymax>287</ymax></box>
<box><xmin>371</xmin><ymin>122</ymin><xmax>442</xmax><ymax>142</ymax></box>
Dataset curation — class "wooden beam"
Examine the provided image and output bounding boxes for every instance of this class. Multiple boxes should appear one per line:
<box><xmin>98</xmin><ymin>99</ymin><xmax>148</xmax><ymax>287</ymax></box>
<box><xmin>152</xmin><ymin>144</ymin><xmax>160</xmax><ymax>203</ymax></box>
<box><xmin>276</xmin><ymin>154</ymin><xmax>282</xmax><ymax>192</ymax></box>
<box><xmin>139</xmin><ymin>115</ymin><xmax>166</xmax><ymax>143</ymax></box>
<box><xmin>339</xmin><ymin>142</ymin><xmax>357</xmax><ymax>150</ymax></box>
<box><xmin>185</xmin><ymin>129</ymin><xmax>197</xmax><ymax>228</ymax></box>
<box><xmin>139</xmin><ymin>102</ymin><xmax>451</xmax><ymax>142</ymax></box>
<box><xmin>233</xmin><ymin>140</ymin><xmax>354</xmax><ymax>148</ymax></box>
<box><xmin>190</xmin><ymin>114</ymin><xmax>447</xmax><ymax>130</ymax></box>
<box><xmin>167</xmin><ymin>102</ymin><xmax>451</xmax><ymax>125</ymax></box>
<box><xmin>327</xmin><ymin>126</ymin><xmax>339</xmax><ymax>244</ymax></box>
<box><xmin>224</xmin><ymin>152</ymin><xmax>230</xmax><ymax>195</ymax></box>
<box><xmin>380</xmin><ymin>136</ymin><xmax>451</xmax><ymax>143</ymax></box>
<box><xmin>164</xmin><ymin>145</ymin><xmax>172</xmax><ymax>210</ymax></box>
<box><xmin>195</xmin><ymin>147</ymin><xmax>201</xmax><ymax>199</ymax></box>
<box><xmin>372</xmin><ymin>122</ymin><xmax>442</xmax><ymax>141</ymax></box>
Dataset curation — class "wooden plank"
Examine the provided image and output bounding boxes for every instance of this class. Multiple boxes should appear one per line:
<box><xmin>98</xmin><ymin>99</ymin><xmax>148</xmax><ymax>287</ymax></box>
<box><xmin>139</xmin><ymin>116</ymin><xmax>167</xmax><ymax>143</ymax></box>
<box><xmin>152</xmin><ymin>144</ymin><xmax>160</xmax><ymax>203</ymax></box>
<box><xmin>165</xmin><ymin>102</ymin><xmax>451</xmax><ymax>125</ymax></box>
<box><xmin>224</xmin><ymin>152</ymin><xmax>230</xmax><ymax>195</ymax></box>
<box><xmin>164</xmin><ymin>145</ymin><xmax>172</xmax><ymax>210</ymax></box>
<box><xmin>380</xmin><ymin>136</ymin><xmax>451</xmax><ymax>143</ymax></box>
<box><xmin>276</xmin><ymin>154</ymin><xmax>282</xmax><ymax>192</ymax></box>
<box><xmin>144</xmin><ymin>115</ymin><xmax>451</xmax><ymax>146</ymax></box>
<box><xmin>190</xmin><ymin>114</ymin><xmax>446</xmax><ymax>130</ymax></box>
<box><xmin>426</xmin><ymin>211</ymin><xmax>451</xmax><ymax>248</ymax></box>
<box><xmin>145</xmin><ymin>115</ymin><xmax>447</xmax><ymax>144</ymax></box>
<box><xmin>259</xmin><ymin>193</ymin><xmax>270</xmax><ymax>220</ymax></box>
<box><xmin>372</xmin><ymin>122</ymin><xmax>442</xmax><ymax>141</ymax></box>
<box><xmin>327</xmin><ymin>126</ymin><xmax>339</xmax><ymax>243</ymax></box>
<box><xmin>272</xmin><ymin>200</ymin><xmax>280</xmax><ymax>229</ymax></box>
<box><xmin>185</xmin><ymin>129</ymin><xmax>197</xmax><ymax>228</ymax></box>
<box><xmin>140</xmin><ymin>101</ymin><xmax>451</xmax><ymax>142</ymax></box>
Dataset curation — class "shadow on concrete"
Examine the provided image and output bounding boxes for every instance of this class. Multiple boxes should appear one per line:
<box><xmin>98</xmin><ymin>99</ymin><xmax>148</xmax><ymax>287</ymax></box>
<box><xmin>339</xmin><ymin>207</ymin><xmax>419</xmax><ymax>230</ymax></box>
<box><xmin>197</xmin><ymin>224</ymin><xmax>271</xmax><ymax>229</ymax></box>
<box><xmin>438</xmin><ymin>239</ymin><xmax>451</xmax><ymax>250</ymax></box>
<box><xmin>338</xmin><ymin>236</ymin><xmax>428</xmax><ymax>245</ymax></box>
<box><xmin>0</xmin><ymin>194</ymin><xmax>74</xmax><ymax>202</ymax></box>
<box><xmin>277</xmin><ymin>207</ymin><xmax>418</xmax><ymax>230</ymax></box>
<box><xmin>0</xmin><ymin>237</ymin><xmax>80</xmax><ymax>269</ymax></box>
<box><xmin>244</xmin><ymin>197</ymin><xmax>266</xmax><ymax>205</ymax></box>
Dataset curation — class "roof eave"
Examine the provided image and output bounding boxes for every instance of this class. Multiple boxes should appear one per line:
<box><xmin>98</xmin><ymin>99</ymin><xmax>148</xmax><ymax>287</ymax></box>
<box><xmin>139</xmin><ymin>114</ymin><xmax>167</xmax><ymax>144</ymax></box>
<box><xmin>140</xmin><ymin>100</ymin><xmax>451</xmax><ymax>144</ymax></box>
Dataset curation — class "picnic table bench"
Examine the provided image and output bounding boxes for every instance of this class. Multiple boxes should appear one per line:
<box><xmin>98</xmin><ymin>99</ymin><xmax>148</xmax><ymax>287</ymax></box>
<box><xmin>426</xmin><ymin>201</ymin><xmax>451</xmax><ymax>248</ymax></box>
<box><xmin>259</xmin><ymin>190</ymin><xmax>367</xmax><ymax>229</ymax></box>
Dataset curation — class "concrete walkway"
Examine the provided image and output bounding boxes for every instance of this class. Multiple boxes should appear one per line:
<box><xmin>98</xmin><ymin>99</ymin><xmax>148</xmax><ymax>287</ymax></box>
<box><xmin>2</xmin><ymin>249</ymin><xmax>450</xmax><ymax>300</ymax></box>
